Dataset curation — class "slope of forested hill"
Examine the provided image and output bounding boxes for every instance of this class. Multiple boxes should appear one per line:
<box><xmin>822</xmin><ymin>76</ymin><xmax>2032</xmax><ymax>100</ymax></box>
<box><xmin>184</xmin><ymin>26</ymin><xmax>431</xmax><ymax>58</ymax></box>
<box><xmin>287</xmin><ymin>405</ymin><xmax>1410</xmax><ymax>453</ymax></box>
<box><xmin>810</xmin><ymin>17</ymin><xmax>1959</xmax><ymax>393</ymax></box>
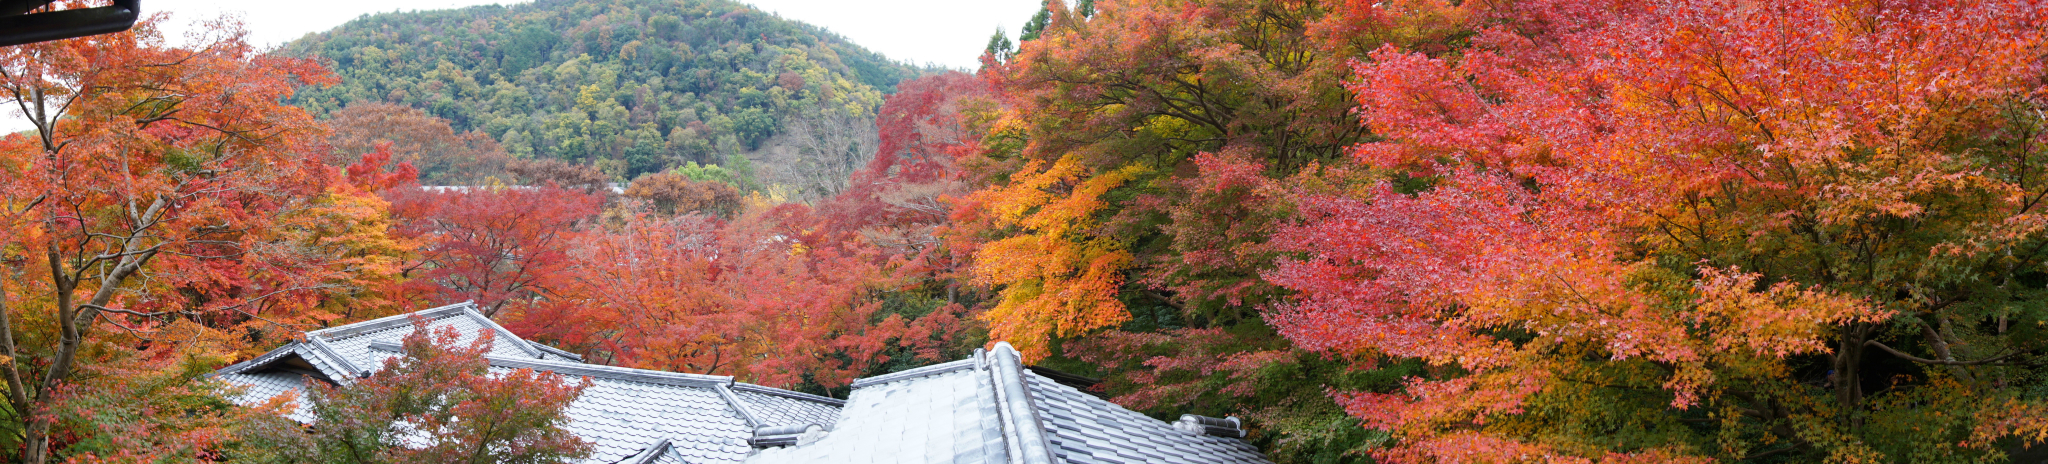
<box><xmin>280</xmin><ymin>0</ymin><xmax>929</xmax><ymax>195</ymax></box>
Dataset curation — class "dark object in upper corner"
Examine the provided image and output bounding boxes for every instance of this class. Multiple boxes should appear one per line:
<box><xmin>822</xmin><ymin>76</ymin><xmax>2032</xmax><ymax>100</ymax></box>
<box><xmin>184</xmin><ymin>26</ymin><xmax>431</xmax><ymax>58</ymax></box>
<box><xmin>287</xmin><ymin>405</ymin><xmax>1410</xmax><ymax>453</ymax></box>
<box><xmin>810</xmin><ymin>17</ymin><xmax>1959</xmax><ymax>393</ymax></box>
<box><xmin>0</xmin><ymin>0</ymin><xmax>139</xmax><ymax>47</ymax></box>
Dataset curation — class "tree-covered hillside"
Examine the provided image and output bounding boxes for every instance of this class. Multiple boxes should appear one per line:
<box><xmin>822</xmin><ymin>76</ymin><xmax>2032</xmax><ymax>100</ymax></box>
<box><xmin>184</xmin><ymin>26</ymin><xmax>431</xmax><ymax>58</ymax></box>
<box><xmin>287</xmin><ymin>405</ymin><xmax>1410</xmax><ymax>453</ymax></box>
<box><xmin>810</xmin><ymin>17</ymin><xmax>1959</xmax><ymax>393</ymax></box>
<box><xmin>281</xmin><ymin>0</ymin><xmax>929</xmax><ymax>195</ymax></box>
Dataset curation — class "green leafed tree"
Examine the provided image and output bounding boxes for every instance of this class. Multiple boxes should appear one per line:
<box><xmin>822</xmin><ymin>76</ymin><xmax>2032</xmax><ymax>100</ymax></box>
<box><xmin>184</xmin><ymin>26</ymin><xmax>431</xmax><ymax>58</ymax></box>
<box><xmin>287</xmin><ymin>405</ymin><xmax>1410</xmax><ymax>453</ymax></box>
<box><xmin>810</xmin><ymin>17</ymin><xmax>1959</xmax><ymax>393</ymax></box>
<box><xmin>280</xmin><ymin>0</ymin><xmax>922</xmax><ymax>198</ymax></box>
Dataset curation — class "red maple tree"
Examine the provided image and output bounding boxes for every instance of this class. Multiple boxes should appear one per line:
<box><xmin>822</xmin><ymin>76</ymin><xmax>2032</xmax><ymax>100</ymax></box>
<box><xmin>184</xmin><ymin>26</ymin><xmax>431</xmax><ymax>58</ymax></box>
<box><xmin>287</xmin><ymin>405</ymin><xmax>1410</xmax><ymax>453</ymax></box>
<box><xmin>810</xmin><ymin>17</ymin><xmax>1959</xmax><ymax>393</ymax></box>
<box><xmin>384</xmin><ymin>185</ymin><xmax>602</xmax><ymax>316</ymax></box>
<box><xmin>1269</xmin><ymin>0</ymin><xmax>2048</xmax><ymax>460</ymax></box>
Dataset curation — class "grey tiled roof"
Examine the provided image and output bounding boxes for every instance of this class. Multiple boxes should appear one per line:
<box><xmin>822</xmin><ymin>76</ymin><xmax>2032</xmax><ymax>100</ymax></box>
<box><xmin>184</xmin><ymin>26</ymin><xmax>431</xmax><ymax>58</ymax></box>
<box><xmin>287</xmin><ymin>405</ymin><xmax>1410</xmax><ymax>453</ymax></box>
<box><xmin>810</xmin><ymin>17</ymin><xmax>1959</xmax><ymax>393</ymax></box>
<box><xmin>214</xmin><ymin>303</ymin><xmax>1273</xmax><ymax>463</ymax></box>
<box><xmin>212</xmin><ymin>302</ymin><xmax>846</xmax><ymax>464</ymax></box>
<box><xmin>1026</xmin><ymin>372</ymin><xmax>1268</xmax><ymax>464</ymax></box>
<box><xmin>217</xmin><ymin>371</ymin><xmax>317</xmax><ymax>422</ymax></box>
<box><xmin>548</xmin><ymin>372</ymin><xmax>753</xmax><ymax>463</ymax></box>
<box><xmin>744</xmin><ymin>343</ymin><xmax>1274</xmax><ymax>464</ymax></box>
<box><xmin>619</xmin><ymin>437</ymin><xmax>693</xmax><ymax>464</ymax></box>
<box><xmin>728</xmin><ymin>386</ymin><xmax>842</xmax><ymax>428</ymax></box>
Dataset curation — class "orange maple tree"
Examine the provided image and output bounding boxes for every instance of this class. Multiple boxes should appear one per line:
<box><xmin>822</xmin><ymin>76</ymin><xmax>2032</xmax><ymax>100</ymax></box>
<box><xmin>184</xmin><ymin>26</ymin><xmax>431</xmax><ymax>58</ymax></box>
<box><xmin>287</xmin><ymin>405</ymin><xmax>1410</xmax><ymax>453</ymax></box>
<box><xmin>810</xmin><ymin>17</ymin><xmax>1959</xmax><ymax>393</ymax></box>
<box><xmin>0</xmin><ymin>15</ymin><xmax>355</xmax><ymax>463</ymax></box>
<box><xmin>961</xmin><ymin>0</ymin><xmax>1378</xmax><ymax>359</ymax></box>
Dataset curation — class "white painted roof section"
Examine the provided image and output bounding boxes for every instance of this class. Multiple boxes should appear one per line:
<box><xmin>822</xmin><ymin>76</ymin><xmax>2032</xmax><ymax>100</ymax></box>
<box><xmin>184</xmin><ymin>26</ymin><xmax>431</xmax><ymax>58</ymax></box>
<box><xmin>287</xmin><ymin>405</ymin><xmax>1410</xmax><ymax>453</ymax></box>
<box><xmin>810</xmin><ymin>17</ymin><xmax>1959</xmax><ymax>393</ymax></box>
<box><xmin>744</xmin><ymin>342</ymin><xmax>1273</xmax><ymax>464</ymax></box>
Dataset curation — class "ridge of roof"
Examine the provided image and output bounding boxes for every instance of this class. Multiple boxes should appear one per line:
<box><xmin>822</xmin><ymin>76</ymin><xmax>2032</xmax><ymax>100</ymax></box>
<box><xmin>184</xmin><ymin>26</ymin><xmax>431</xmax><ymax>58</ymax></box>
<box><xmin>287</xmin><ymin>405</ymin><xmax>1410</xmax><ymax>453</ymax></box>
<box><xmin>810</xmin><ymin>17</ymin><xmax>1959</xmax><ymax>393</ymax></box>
<box><xmin>492</xmin><ymin>357</ymin><xmax>733</xmax><ymax>387</ymax></box>
<box><xmin>215</xmin><ymin>342</ymin><xmax>302</xmax><ymax>377</ymax></box>
<box><xmin>305</xmin><ymin>336</ymin><xmax>368</xmax><ymax>380</ymax></box>
<box><xmin>713</xmin><ymin>383</ymin><xmax>765</xmax><ymax>427</ymax></box>
<box><xmin>453</xmin><ymin>303</ymin><xmax>548</xmax><ymax>359</ymax></box>
<box><xmin>530</xmin><ymin>342</ymin><xmax>586</xmax><ymax>362</ymax></box>
<box><xmin>846</xmin><ymin>358</ymin><xmax>977</xmax><ymax>389</ymax></box>
<box><xmin>306</xmin><ymin>302</ymin><xmax>473</xmax><ymax>340</ymax></box>
<box><xmin>307</xmin><ymin>302</ymin><xmax>555</xmax><ymax>363</ymax></box>
<box><xmin>363</xmin><ymin>340</ymin><xmax>735</xmax><ymax>388</ymax></box>
<box><xmin>617</xmin><ymin>437</ymin><xmax>675</xmax><ymax>464</ymax></box>
<box><xmin>360</xmin><ymin>340</ymin><xmax>847</xmax><ymax>410</ymax></box>
<box><xmin>728</xmin><ymin>382</ymin><xmax>847</xmax><ymax>407</ymax></box>
<box><xmin>742</xmin><ymin>341</ymin><xmax>1274</xmax><ymax>463</ymax></box>
<box><xmin>986</xmin><ymin>342</ymin><xmax>1058</xmax><ymax>464</ymax></box>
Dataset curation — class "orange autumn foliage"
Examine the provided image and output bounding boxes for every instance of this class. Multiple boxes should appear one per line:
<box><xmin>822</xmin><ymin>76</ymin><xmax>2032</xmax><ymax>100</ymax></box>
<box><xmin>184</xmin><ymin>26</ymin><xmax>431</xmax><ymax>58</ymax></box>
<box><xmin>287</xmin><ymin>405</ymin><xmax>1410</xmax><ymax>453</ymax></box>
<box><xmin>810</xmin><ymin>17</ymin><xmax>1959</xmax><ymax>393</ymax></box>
<box><xmin>0</xmin><ymin>13</ymin><xmax>375</xmax><ymax>463</ymax></box>
<box><xmin>968</xmin><ymin>155</ymin><xmax>1142</xmax><ymax>359</ymax></box>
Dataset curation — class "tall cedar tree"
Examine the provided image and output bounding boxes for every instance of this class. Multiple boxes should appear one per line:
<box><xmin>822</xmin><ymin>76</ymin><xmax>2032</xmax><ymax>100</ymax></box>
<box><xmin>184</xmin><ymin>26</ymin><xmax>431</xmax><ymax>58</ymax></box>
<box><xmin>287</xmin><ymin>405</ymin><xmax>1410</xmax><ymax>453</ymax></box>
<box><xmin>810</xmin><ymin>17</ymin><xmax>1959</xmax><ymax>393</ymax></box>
<box><xmin>0</xmin><ymin>15</ymin><xmax>362</xmax><ymax>464</ymax></box>
<box><xmin>1269</xmin><ymin>0</ymin><xmax>2048</xmax><ymax>461</ymax></box>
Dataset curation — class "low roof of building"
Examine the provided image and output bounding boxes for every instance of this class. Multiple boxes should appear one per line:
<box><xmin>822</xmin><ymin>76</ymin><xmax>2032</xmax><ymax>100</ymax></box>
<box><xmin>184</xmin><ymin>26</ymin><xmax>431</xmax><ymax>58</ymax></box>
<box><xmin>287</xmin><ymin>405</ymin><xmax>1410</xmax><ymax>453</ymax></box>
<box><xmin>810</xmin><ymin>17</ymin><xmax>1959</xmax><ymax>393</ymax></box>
<box><xmin>213</xmin><ymin>303</ymin><xmax>1272</xmax><ymax>464</ymax></box>
<box><xmin>743</xmin><ymin>341</ymin><xmax>1270</xmax><ymax>464</ymax></box>
<box><xmin>212</xmin><ymin>302</ymin><xmax>842</xmax><ymax>464</ymax></box>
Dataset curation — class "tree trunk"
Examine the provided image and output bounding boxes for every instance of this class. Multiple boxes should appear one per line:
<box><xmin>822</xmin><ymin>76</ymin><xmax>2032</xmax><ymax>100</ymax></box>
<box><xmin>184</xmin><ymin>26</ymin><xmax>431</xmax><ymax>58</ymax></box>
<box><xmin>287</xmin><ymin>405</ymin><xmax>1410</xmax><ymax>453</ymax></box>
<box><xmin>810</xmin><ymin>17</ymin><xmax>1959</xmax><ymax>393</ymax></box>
<box><xmin>1833</xmin><ymin>323</ymin><xmax>1867</xmax><ymax>431</ymax></box>
<box><xmin>0</xmin><ymin>284</ymin><xmax>34</xmax><ymax>464</ymax></box>
<box><xmin>24</xmin><ymin>416</ymin><xmax>52</xmax><ymax>464</ymax></box>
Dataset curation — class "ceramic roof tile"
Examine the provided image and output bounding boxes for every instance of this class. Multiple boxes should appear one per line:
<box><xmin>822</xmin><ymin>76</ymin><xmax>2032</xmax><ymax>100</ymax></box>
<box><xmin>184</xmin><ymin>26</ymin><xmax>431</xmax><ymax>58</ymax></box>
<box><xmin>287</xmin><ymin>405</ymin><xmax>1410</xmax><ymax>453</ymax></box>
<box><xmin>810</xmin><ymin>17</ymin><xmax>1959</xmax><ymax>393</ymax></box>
<box><xmin>214</xmin><ymin>302</ymin><xmax>846</xmax><ymax>464</ymax></box>
<box><xmin>744</xmin><ymin>368</ymin><xmax>1008</xmax><ymax>464</ymax></box>
<box><xmin>1021</xmin><ymin>371</ymin><xmax>1269</xmax><ymax>464</ymax></box>
<box><xmin>742</xmin><ymin>343</ymin><xmax>1272</xmax><ymax>464</ymax></box>
<box><xmin>212</xmin><ymin>371</ymin><xmax>317</xmax><ymax>422</ymax></box>
<box><xmin>317</xmin><ymin>309</ymin><xmax>535</xmax><ymax>371</ymax></box>
<box><xmin>218</xmin><ymin>304</ymin><xmax>1269</xmax><ymax>464</ymax></box>
<box><xmin>729</xmin><ymin>387</ymin><xmax>841</xmax><ymax>427</ymax></box>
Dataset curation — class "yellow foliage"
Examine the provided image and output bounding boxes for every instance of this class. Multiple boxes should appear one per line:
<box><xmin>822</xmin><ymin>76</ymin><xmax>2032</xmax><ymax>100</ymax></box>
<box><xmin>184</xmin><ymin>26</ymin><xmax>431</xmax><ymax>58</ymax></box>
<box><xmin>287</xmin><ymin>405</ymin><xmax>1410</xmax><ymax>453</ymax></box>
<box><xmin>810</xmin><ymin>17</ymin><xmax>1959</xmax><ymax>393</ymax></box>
<box><xmin>970</xmin><ymin>154</ymin><xmax>1149</xmax><ymax>359</ymax></box>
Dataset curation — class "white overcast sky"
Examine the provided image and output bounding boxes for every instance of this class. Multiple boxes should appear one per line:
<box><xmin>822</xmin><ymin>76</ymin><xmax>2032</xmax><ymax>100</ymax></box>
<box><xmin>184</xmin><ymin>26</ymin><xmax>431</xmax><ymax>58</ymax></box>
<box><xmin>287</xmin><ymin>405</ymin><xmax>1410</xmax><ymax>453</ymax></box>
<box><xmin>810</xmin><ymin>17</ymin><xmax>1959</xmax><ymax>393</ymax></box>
<box><xmin>152</xmin><ymin>0</ymin><xmax>1047</xmax><ymax>69</ymax></box>
<box><xmin>0</xmin><ymin>0</ymin><xmax>1044</xmax><ymax>131</ymax></box>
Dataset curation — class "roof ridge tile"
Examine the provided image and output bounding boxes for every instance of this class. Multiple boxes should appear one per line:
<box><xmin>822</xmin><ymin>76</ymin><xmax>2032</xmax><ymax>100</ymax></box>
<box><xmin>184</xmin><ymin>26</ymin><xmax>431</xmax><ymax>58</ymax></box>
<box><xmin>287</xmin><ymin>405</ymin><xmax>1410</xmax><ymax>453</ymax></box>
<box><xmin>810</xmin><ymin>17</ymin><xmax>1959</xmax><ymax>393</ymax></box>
<box><xmin>986</xmin><ymin>342</ymin><xmax>1057</xmax><ymax>464</ymax></box>
<box><xmin>456</xmin><ymin>303</ymin><xmax>548</xmax><ymax>359</ymax></box>
<box><xmin>846</xmin><ymin>358</ymin><xmax>977</xmax><ymax>389</ymax></box>
<box><xmin>306</xmin><ymin>302</ymin><xmax>472</xmax><ymax>340</ymax></box>
<box><xmin>728</xmin><ymin>383</ymin><xmax>846</xmax><ymax>407</ymax></box>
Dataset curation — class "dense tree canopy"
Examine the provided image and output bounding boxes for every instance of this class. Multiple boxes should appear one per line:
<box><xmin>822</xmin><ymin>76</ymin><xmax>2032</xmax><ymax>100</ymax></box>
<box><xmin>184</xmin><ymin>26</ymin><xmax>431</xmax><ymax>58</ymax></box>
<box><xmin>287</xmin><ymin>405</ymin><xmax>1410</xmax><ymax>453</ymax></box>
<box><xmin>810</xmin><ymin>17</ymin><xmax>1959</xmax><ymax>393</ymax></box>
<box><xmin>952</xmin><ymin>0</ymin><xmax>1398</xmax><ymax>459</ymax></box>
<box><xmin>282</xmin><ymin>0</ymin><xmax>927</xmax><ymax>197</ymax></box>
<box><xmin>1268</xmin><ymin>0</ymin><xmax>2048</xmax><ymax>460</ymax></box>
<box><xmin>0</xmin><ymin>17</ymin><xmax>401</xmax><ymax>463</ymax></box>
<box><xmin>323</xmin><ymin>102</ymin><xmax>512</xmax><ymax>185</ymax></box>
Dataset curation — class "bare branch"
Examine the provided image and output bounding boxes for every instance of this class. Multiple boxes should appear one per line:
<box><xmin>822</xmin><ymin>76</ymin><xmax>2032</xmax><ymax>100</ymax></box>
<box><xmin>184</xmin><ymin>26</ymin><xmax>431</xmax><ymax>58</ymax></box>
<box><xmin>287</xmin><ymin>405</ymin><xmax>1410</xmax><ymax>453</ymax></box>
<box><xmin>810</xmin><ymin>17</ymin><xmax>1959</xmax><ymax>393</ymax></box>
<box><xmin>1864</xmin><ymin>340</ymin><xmax>2026</xmax><ymax>366</ymax></box>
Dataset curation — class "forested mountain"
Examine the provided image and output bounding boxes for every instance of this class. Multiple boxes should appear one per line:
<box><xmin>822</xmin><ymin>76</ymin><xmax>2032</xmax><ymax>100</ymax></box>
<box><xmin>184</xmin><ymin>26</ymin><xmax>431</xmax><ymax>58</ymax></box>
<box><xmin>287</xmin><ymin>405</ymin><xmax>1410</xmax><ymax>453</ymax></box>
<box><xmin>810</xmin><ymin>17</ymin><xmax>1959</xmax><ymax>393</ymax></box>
<box><xmin>279</xmin><ymin>0</ymin><xmax>929</xmax><ymax>194</ymax></box>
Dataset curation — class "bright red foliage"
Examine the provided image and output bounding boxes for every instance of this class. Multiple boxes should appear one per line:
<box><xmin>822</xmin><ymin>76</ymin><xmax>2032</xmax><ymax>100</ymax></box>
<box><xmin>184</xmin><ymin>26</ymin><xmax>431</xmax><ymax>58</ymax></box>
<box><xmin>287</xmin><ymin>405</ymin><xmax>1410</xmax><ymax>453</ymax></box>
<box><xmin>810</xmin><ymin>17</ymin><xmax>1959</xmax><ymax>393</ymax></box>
<box><xmin>507</xmin><ymin>205</ymin><xmax>967</xmax><ymax>388</ymax></box>
<box><xmin>385</xmin><ymin>186</ymin><xmax>603</xmax><ymax>316</ymax></box>
<box><xmin>823</xmin><ymin>72</ymin><xmax>989</xmax><ymax>250</ymax></box>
